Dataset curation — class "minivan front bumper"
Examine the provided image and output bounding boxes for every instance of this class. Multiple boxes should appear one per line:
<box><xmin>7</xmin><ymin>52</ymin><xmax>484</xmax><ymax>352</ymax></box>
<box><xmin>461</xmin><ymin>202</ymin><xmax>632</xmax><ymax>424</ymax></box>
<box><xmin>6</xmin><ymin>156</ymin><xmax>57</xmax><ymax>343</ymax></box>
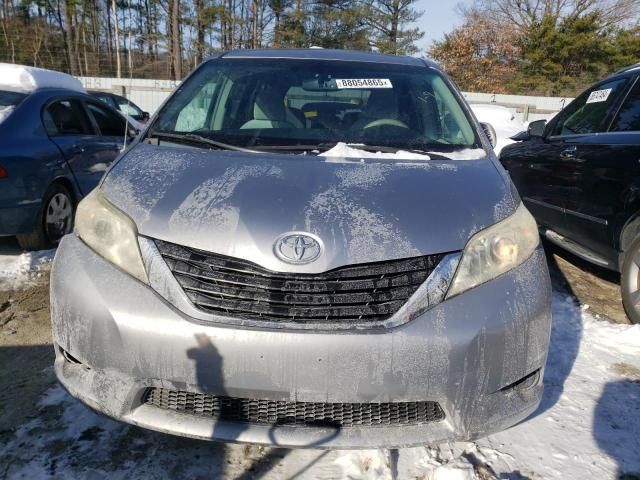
<box><xmin>51</xmin><ymin>234</ymin><xmax>552</xmax><ymax>448</ymax></box>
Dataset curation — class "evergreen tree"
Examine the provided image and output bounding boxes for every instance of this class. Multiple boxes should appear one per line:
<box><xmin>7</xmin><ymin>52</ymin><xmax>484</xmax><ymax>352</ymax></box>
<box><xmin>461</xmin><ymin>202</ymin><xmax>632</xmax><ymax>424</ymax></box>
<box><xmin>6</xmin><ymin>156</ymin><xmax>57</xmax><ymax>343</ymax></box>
<box><xmin>364</xmin><ymin>0</ymin><xmax>424</xmax><ymax>55</ymax></box>
<box><xmin>510</xmin><ymin>12</ymin><xmax>611</xmax><ymax>95</ymax></box>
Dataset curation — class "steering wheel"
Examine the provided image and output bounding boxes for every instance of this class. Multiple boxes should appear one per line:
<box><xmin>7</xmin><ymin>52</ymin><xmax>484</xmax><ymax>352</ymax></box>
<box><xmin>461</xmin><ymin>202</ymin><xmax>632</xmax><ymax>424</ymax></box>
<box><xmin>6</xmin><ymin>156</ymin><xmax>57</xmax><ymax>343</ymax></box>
<box><xmin>363</xmin><ymin>118</ymin><xmax>409</xmax><ymax>129</ymax></box>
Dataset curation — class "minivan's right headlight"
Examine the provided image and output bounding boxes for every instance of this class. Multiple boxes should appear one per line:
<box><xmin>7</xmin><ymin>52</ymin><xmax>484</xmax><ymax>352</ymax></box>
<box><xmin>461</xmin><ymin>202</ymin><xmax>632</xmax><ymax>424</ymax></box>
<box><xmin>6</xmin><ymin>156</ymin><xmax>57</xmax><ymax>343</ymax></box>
<box><xmin>75</xmin><ymin>189</ymin><xmax>148</xmax><ymax>284</ymax></box>
<box><xmin>446</xmin><ymin>203</ymin><xmax>539</xmax><ymax>298</ymax></box>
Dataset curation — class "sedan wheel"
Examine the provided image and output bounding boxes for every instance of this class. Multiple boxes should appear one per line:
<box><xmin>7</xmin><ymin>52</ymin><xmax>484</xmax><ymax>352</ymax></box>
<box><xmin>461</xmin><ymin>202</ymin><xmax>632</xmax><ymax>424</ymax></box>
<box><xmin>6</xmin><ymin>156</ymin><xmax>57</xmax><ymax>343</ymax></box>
<box><xmin>16</xmin><ymin>183</ymin><xmax>75</xmax><ymax>251</ymax></box>
<box><xmin>45</xmin><ymin>192</ymin><xmax>73</xmax><ymax>243</ymax></box>
<box><xmin>621</xmin><ymin>236</ymin><xmax>640</xmax><ymax>324</ymax></box>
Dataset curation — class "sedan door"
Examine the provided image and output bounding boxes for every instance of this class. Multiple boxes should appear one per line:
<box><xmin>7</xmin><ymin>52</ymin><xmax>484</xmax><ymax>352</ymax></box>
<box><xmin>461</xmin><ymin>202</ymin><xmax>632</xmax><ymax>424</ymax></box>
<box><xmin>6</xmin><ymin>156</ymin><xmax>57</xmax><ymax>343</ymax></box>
<box><xmin>500</xmin><ymin>134</ymin><xmax>568</xmax><ymax>231</ymax></box>
<box><xmin>82</xmin><ymin>100</ymin><xmax>129</xmax><ymax>185</ymax></box>
<box><xmin>43</xmin><ymin>98</ymin><xmax>105</xmax><ymax>195</ymax></box>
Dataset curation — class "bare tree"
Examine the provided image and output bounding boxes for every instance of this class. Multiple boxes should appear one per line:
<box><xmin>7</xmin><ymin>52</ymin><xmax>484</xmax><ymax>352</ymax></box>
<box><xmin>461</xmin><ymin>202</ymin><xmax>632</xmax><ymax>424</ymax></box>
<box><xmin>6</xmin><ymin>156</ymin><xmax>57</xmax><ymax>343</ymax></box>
<box><xmin>112</xmin><ymin>0</ymin><xmax>121</xmax><ymax>77</ymax></box>
<box><xmin>63</xmin><ymin>0</ymin><xmax>77</xmax><ymax>74</ymax></box>
<box><xmin>470</xmin><ymin>0</ymin><xmax>640</xmax><ymax>30</ymax></box>
<box><xmin>171</xmin><ymin>0</ymin><xmax>181</xmax><ymax>79</ymax></box>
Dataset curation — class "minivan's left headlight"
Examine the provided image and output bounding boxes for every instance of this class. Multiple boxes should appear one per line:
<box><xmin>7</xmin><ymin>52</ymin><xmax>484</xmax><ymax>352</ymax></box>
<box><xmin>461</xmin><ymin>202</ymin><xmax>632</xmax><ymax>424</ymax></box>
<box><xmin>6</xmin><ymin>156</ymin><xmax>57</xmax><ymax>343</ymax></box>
<box><xmin>446</xmin><ymin>203</ymin><xmax>539</xmax><ymax>298</ymax></box>
<box><xmin>75</xmin><ymin>189</ymin><xmax>149</xmax><ymax>284</ymax></box>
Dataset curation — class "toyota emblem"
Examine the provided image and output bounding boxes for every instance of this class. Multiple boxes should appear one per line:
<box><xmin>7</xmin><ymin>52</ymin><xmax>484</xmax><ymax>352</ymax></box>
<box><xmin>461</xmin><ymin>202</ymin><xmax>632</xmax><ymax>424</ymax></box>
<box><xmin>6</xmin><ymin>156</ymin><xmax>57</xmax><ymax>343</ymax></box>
<box><xmin>273</xmin><ymin>232</ymin><xmax>323</xmax><ymax>265</ymax></box>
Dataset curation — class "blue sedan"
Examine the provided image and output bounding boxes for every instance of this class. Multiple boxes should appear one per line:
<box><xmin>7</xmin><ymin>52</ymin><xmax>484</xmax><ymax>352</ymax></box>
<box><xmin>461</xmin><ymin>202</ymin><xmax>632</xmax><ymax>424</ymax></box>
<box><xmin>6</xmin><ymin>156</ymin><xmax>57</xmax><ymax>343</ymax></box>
<box><xmin>0</xmin><ymin>86</ymin><xmax>135</xmax><ymax>250</ymax></box>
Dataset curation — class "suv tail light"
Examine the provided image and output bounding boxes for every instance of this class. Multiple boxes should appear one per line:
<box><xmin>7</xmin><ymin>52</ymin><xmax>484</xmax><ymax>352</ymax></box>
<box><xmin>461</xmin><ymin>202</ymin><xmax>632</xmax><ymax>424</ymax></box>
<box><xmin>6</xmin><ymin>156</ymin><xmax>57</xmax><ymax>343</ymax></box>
<box><xmin>0</xmin><ymin>165</ymin><xmax>7</xmax><ymax>178</ymax></box>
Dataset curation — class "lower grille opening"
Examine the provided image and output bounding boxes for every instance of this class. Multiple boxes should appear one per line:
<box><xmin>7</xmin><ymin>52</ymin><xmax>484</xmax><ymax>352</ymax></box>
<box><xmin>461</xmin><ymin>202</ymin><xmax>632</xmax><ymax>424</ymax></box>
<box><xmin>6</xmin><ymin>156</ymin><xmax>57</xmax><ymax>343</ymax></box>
<box><xmin>143</xmin><ymin>388</ymin><xmax>445</xmax><ymax>428</ymax></box>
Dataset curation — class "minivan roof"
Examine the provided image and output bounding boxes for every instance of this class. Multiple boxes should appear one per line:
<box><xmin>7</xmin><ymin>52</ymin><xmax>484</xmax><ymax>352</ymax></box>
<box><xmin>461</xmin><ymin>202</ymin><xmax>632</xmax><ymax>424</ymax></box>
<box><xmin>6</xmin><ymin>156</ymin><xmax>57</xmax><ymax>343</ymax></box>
<box><xmin>215</xmin><ymin>48</ymin><xmax>439</xmax><ymax>69</ymax></box>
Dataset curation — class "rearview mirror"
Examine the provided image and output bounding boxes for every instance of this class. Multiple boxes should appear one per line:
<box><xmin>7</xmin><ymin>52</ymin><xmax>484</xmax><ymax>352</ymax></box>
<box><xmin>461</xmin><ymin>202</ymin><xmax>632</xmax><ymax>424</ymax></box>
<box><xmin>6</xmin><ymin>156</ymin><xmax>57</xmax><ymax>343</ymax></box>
<box><xmin>527</xmin><ymin>119</ymin><xmax>547</xmax><ymax>138</ymax></box>
<box><xmin>301</xmin><ymin>77</ymin><xmax>339</xmax><ymax>91</ymax></box>
<box><xmin>479</xmin><ymin>122</ymin><xmax>497</xmax><ymax>148</ymax></box>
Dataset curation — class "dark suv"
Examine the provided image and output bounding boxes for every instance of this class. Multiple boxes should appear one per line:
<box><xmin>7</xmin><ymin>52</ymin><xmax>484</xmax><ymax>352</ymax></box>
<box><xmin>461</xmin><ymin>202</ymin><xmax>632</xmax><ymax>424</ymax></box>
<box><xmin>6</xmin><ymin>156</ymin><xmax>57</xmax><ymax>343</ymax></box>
<box><xmin>500</xmin><ymin>64</ymin><xmax>640</xmax><ymax>322</ymax></box>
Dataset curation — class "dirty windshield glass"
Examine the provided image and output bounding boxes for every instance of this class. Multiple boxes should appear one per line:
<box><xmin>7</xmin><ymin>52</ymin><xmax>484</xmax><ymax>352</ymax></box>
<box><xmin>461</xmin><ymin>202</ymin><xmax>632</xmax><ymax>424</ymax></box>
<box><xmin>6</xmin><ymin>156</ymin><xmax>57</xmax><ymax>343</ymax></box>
<box><xmin>151</xmin><ymin>58</ymin><xmax>479</xmax><ymax>153</ymax></box>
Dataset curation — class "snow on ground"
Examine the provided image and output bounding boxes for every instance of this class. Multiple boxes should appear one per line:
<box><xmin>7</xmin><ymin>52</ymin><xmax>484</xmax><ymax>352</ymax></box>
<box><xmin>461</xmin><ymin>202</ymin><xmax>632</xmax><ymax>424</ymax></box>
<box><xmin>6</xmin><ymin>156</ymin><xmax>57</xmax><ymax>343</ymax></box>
<box><xmin>0</xmin><ymin>252</ymin><xmax>639</xmax><ymax>479</ymax></box>
<box><xmin>476</xmin><ymin>293</ymin><xmax>640</xmax><ymax>479</ymax></box>
<box><xmin>0</xmin><ymin>247</ymin><xmax>55</xmax><ymax>290</ymax></box>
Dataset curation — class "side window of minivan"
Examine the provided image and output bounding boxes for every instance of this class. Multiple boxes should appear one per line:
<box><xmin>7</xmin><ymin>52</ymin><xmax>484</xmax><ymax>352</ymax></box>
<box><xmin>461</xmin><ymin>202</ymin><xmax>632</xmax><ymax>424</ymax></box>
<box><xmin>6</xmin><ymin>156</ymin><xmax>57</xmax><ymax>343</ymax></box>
<box><xmin>610</xmin><ymin>78</ymin><xmax>640</xmax><ymax>132</ymax></box>
<box><xmin>44</xmin><ymin>99</ymin><xmax>93</xmax><ymax>136</ymax></box>
<box><xmin>550</xmin><ymin>78</ymin><xmax>629</xmax><ymax>137</ymax></box>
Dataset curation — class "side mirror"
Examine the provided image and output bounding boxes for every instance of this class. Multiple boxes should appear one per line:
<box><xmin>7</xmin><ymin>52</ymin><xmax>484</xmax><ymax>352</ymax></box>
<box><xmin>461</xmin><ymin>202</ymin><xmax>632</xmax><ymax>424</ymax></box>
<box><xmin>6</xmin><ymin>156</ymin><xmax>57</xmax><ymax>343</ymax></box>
<box><xmin>509</xmin><ymin>130</ymin><xmax>530</xmax><ymax>141</ymax></box>
<box><xmin>479</xmin><ymin>122</ymin><xmax>497</xmax><ymax>148</ymax></box>
<box><xmin>142</xmin><ymin>111</ymin><xmax>150</xmax><ymax>121</ymax></box>
<box><xmin>527</xmin><ymin>119</ymin><xmax>547</xmax><ymax>138</ymax></box>
<box><xmin>127</xmin><ymin>124</ymin><xmax>140</xmax><ymax>139</ymax></box>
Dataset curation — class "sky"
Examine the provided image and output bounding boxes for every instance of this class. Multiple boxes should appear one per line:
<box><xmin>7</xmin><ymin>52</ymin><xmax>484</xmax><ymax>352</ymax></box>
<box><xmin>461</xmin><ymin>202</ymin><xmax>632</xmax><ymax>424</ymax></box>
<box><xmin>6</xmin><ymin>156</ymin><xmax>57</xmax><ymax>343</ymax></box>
<box><xmin>413</xmin><ymin>0</ymin><xmax>473</xmax><ymax>54</ymax></box>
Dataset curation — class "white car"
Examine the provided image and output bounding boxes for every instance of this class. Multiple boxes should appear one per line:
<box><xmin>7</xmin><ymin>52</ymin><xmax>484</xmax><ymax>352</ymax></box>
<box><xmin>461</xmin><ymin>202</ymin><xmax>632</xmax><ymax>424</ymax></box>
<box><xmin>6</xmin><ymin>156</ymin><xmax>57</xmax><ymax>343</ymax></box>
<box><xmin>470</xmin><ymin>104</ymin><xmax>526</xmax><ymax>155</ymax></box>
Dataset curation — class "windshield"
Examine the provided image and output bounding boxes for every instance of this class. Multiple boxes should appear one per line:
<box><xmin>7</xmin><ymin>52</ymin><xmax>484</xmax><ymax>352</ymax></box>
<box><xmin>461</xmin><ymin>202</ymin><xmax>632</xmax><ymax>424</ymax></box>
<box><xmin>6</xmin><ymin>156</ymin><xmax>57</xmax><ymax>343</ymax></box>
<box><xmin>150</xmin><ymin>58</ymin><xmax>480</xmax><ymax>154</ymax></box>
<box><xmin>116</xmin><ymin>96</ymin><xmax>144</xmax><ymax>118</ymax></box>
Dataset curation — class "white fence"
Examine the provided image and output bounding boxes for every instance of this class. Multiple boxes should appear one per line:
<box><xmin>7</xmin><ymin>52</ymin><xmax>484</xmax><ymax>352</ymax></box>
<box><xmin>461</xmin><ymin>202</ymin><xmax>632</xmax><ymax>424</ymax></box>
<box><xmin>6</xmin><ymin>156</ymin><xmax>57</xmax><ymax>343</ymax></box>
<box><xmin>77</xmin><ymin>77</ymin><xmax>180</xmax><ymax>115</ymax></box>
<box><xmin>78</xmin><ymin>76</ymin><xmax>573</xmax><ymax>122</ymax></box>
<box><xmin>463</xmin><ymin>92</ymin><xmax>573</xmax><ymax>123</ymax></box>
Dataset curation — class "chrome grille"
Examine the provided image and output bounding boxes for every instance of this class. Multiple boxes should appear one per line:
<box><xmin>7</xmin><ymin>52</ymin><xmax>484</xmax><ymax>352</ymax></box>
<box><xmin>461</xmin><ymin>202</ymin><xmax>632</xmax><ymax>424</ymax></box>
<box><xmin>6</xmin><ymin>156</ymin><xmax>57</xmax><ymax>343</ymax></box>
<box><xmin>155</xmin><ymin>240</ymin><xmax>444</xmax><ymax>324</ymax></box>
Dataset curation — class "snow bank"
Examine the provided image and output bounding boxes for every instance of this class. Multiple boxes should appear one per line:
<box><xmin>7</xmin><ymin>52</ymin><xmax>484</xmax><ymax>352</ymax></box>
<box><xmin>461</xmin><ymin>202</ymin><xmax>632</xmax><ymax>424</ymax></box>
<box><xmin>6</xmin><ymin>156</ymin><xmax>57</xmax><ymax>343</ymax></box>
<box><xmin>471</xmin><ymin>104</ymin><xmax>526</xmax><ymax>155</ymax></box>
<box><xmin>0</xmin><ymin>248</ymin><xmax>55</xmax><ymax>290</ymax></box>
<box><xmin>0</xmin><ymin>63</ymin><xmax>85</xmax><ymax>93</ymax></box>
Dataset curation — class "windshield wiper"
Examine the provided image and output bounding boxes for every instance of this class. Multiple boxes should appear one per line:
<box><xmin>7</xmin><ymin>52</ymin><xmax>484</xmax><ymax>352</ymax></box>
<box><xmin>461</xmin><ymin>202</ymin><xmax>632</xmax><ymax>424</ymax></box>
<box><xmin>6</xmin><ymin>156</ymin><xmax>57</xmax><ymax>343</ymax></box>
<box><xmin>148</xmin><ymin>131</ymin><xmax>259</xmax><ymax>153</ymax></box>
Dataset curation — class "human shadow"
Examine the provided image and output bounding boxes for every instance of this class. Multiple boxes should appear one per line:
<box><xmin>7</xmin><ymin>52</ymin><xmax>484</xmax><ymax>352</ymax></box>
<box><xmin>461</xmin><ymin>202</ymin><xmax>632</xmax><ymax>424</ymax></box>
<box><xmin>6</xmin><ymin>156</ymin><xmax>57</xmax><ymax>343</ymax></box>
<box><xmin>187</xmin><ymin>332</ymin><xmax>354</xmax><ymax>478</ymax></box>
<box><xmin>188</xmin><ymin>333</ymin><xmax>299</xmax><ymax>479</ymax></box>
<box><xmin>529</xmin><ymin>242</ymin><xmax>584</xmax><ymax>418</ymax></box>
<box><xmin>593</xmin><ymin>379</ymin><xmax>640</xmax><ymax>480</ymax></box>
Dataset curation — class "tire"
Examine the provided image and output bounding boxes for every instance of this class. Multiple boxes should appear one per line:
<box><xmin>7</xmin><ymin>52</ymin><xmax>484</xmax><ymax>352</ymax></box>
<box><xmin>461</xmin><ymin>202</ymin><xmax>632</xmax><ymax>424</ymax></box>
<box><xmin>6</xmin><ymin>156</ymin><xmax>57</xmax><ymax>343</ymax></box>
<box><xmin>620</xmin><ymin>235</ymin><xmax>640</xmax><ymax>324</ymax></box>
<box><xmin>16</xmin><ymin>183</ymin><xmax>75</xmax><ymax>251</ymax></box>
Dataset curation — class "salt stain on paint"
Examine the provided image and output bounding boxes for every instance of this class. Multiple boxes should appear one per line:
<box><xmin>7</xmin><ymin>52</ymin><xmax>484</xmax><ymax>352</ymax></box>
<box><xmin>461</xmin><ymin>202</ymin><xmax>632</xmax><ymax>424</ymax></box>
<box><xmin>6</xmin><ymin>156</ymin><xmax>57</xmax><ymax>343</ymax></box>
<box><xmin>104</xmin><ymin>149</ymin><xmax>191</xmax><ymax>225</ymax></box>
<box><xmin>305</xmin><ymin>173</ymin><xmax>420</xmax><ymax>264</ymax></box>
<box><xmin>168</xmin><ymin>164</ymin><xmax>283</xmax><ymax>237</ymax></box>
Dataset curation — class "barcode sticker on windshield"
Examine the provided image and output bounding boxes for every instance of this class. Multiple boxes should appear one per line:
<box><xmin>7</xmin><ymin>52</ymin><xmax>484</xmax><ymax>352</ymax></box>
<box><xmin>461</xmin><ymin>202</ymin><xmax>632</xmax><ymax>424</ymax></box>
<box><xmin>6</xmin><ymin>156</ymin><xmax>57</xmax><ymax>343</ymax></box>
<box><xmin>335</xmin><ymin>79</ymin><xmax>392</xmax><ymax>89</ymax></box>
<box><xmin>586</xmin><ymin>88</ymin><xmax>612</xmax><ymax>104</ymax></box>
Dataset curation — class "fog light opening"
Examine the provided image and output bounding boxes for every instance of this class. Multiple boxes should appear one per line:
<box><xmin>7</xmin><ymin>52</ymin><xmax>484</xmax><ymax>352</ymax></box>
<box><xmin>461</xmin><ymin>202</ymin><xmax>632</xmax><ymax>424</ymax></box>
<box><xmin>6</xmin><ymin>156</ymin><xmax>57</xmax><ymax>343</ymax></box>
<box><xmin>59</xmin><ymin>346</ymin><xmax>85</xmax><ymax>367</ymax></box>
<box><xmin>500</xmin><ymin>369</ymin><xmax>541</xmax><ymax>394</ymax></box>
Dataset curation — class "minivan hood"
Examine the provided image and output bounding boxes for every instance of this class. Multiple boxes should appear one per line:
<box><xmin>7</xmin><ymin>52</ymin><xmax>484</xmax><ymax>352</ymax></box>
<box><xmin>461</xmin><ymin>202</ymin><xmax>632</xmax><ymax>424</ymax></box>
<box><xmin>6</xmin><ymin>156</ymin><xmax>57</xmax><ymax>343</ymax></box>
<box><xmin>101</xmin><ymin>143</ymin><xmax>516</xmax><ymax>273</ymax></box>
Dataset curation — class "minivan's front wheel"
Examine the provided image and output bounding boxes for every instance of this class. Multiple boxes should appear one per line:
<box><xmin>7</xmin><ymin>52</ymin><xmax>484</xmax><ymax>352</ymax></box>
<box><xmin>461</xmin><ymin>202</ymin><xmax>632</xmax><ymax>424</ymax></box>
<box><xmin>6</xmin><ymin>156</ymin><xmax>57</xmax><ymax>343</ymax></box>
<box><xmin>17</xmin><ymin>183</ymin><xmax>75</xmax><ymax>251</ymax></box>
<box><xmin>621</xmin><ymin>236</ymin><xmax>640</xmax><ymax>324</ymax></box>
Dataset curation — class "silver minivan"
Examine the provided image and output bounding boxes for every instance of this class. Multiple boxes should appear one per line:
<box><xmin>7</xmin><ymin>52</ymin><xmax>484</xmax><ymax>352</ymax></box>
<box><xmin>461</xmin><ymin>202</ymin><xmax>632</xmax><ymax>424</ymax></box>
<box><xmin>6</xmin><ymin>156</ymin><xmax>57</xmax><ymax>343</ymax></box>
<box><xmin>50</xmin><ymin>48</ymin><xmax>551</xmax><ymax>448</ymax></box>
